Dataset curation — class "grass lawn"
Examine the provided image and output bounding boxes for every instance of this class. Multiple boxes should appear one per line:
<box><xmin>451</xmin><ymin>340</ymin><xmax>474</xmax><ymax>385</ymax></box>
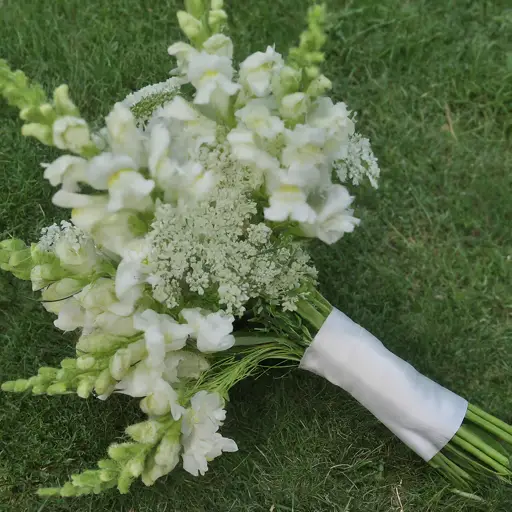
<box><xmin>1</xmin><ymin>0</ymin><xmax>511</xmax><ymax>510</ymax></box>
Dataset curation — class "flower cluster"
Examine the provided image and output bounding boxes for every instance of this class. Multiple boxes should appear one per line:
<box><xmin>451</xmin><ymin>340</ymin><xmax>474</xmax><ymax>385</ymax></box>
<box><xmin>0</xmin><ymin>0</ymin><xmax>380</xmax><ymax>497</ymax></box>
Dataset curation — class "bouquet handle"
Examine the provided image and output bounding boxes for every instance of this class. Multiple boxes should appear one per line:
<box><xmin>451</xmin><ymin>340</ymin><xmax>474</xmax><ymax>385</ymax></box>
<box><xmin>300</xmin><ymin>307</ymin><xmax>468</xmax><ymax>461</ymax></box>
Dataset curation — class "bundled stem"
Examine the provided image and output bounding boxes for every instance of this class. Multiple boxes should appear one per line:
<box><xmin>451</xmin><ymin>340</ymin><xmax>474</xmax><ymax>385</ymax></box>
<box><xmin>295</xmin><ymin>290</ymin><xmax>512</xmax><ymax>493</ymax></box>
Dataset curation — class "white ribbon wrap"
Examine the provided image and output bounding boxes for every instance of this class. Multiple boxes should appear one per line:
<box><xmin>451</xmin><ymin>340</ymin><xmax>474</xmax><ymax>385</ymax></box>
<box><xmin>300</xmin><ymin>307</ymin><xmax>468</xmax><ymax>461</ymax></box>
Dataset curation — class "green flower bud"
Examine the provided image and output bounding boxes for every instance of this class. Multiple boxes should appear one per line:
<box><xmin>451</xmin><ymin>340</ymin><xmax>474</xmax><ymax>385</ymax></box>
<box><xmin>21</xmin><ymin>123</ymin><xmax>53</xmax><ymax>145</ymax></box>
<box><xmin>98</xmin><ymin>458</ymin><xmax>118</xmax><ymax>471</ymax></box>
<box><xmin>211</xmin><ymin>0</ymin><xmax>223</xmax><ymax>9</ymax></box>
<box><xmin>279</xmin><ymin>92</ymin><xmax>310</xmax><ymax>120</ymax></box>
<box><xmin>38</xmin><ymin>366</ymin><xmax>58</xmax><ymax>379</ymax></box>
<box><xmin>94</xmin><ymin>368</ymin><xmax>116</xmax><ymax>395</ymax></box>
<box><xmin>71</xmin><ymin>470</ymin><xmax>102</xmax><ymax>488</ymax></box>
<box><xmin>208</xmin><ymin>9</ymin><xmax>228</xmax><ymax>33</ymax></box>
<box><xmin>99</xmin><ymin>469</ymin><xmax>117</xmax><ymax>482</ymax></box>
<box><xmin>77</xmin><ymin>376</ymin><xmax>96</xmax><ymax>399</ymax></box>
<box><xmin>32</xmin><ymin>385</ymin><xmax>47</xmax><ymax>395</ymax></box>
<box><xmin>13</xmin><ymin>379</ymin><xmax>30</xmax><ymax>392</ymax></box>
<box><xmin>53</xmin><ymin>84</ymin><xmax>80</xmax><ymax>117</ymax></box>
<box><xmin>185</xmin><ymin>0</ymin><xmax>205</xmax><ymax>19</ymax></box>
<box><xmin>60</xmin><ymin>482</ymin><xmax>78</xmax><ymax>497</ymax></box>
<box><xmin>109</xmin><ymin>348</ymin><xmax>132</xmax><ymax>380</ymax></box>
<box><xmin>108</xmin><ymin>442</ymin><xmax>140</xmax><ymax>462</ymax></box>
<box><xmin>305</xmin><ymin>65</ymin><xmax>320</xmax><ymax>79</ymax></box>
<box><xmin>39</xmin><ymin>102</ymin><xmax>56</xmax><ymax>121</ymax></box>
<box><xmin>76</xmin><ymin>355</ymin><xmax>96</xmax><ymax>370</ymax></box>
<box><xmin>28</xmin><ymin>375</ymin><xmax>41</xmax><ymax>387</ymax></box>
<box><xmin>177</xmin><ymin>11</ymin><xmax>208</xmax><ymax>45</ymax></box>
<box><xmin>8</xmin><ymin>248</ymin><xmax>31</xmax><ymax>268</ymax></box>
<box><xmin>37</xmin><ymin>487</ymin><xmax>61</xmax><ymax>497</ymax></box>
<box><xmin>271</xmin><ymin>66</ymin><xmax>302</xmax><ymax>99</ymax></box>
<box><xmin>154</xmin><ymin>431</ymin><xmax>181</xmax><ymax>468</ymax></box>
<box><xmin>1</xmin><ymin>381</ymin><xmax>16</xmax><ymax>392</ymax></box>
<box><xmin>126</xmin><ymin>420</ymin><xmax>165</xmax><ymax>445</ymax></box>
<box><xmin>60</xmin><ymin>358</ymin><xmax>77</xmax><ymax>369</ymax></box>
<box><xmin>46</xmin><ymin>382</ymin><xmax>68</xmax><ymax>395</ymax></box>
<box><xmin>126</xmin><ymin>451</ymin><xmax>147</xmax><ymax>478</ymax></box>
<box><xmin>109</xmin><ymin>340</ymin><xmax>146</xmax><ymax>380</ymax></box>
<box><xmin>140</xmin><ymin>393</ymin><xmax>171</xmax><ymax>417</ymax></box>
<box><xmin>76</xmin><ymin>333</ymin><xmax>128</xmax><ymax>355</ymax></box>
<box><xmin>306</xmin><ymin>73</ymin><xmax>332</xmax><ymax>97</ymax></box>
<box><xmin>117</xmin><ymin>468</ymin><xmax>135</xmax><ymax>494</ymax></box>
<box><xmin>0</xmin><ymin>238</ymin><xmax>26</xmax><ymax>253</ymax></box>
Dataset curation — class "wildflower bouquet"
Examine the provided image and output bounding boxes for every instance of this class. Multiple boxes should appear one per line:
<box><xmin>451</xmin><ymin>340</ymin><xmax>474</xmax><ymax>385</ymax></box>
<box><xmin>2</xmin><ymin>0</ymin><xmax>511</xmax><ymax>499</ymax></box>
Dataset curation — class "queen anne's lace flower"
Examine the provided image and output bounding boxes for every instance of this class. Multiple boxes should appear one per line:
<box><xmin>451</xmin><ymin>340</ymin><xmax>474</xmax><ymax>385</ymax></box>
<box><xmin>147</xmin><ymin>142</ymin><xmax>316</xmax><ymax>315</ymax></box>
<box><xmin>334</xmin><ymin>132</ymin><xmax>380</xmax><ymax>188</ymax></box>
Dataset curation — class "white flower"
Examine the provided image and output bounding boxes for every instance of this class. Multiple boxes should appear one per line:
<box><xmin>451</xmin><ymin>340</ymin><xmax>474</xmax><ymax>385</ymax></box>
<box><xmin>162</xmin><ymin>351</ymin><xmax>210</xmax><ymax>383</ymax></box>
<box><xmin>235</xmin><ymin>100</ymin><xmax>284</xmax><ymax>139</ymax></box>
<box><xmin>181</xmin><ymin>391</ymin><xmax>226</xmax><ymax>437</ymax></box>
<box><xmin>88</xmin><ymin>211</ymin><xmax>144</xmax><ymax>256</ymax></box>
<box><xmin>85</xmin><ymin>153</ymin><xmax>136</xmax><ymax>190</ymax></box>
<box><xmin>158</xmin><ymin>96</ymin><xmax>217</xmax><ymax>150</ymax></box>
<box><xmin>70</xmin><ymin>195</ymin><xmax>110</xmax><ymax>231</ymax></box>
<box><xmin>279</xmin><ymin>92</ymin><xmax>309</xmax><ymax>120</ymax></box>
<box><xmin>227</xmin><ymin>128</ymin><xmax>279</xmax><ymax>171</ymax></box>
<box><xmin>308</xmin><ymin>97</ymin><xmax>355</xmax><ymax>159</ymax></box>
<box><xmin>42</xmin><ymin>155</ymin><xmax>87</xmax><ymax>191</ymax></box>
<box><xmin>121</xmin><ymin>78</ymin><xmax>183</xmax><ymax>109</ymax></box>
<box><xmin>182</xmin><ymin>432</ymin><xmax>237</xmax><ymax>476</ymax></box>
<box><xmin>41</xmin><ymin>278</ymin><xmax>84</xmax><ymax>314</ymax></box>
<box><xmin>93</xmin><ymin>311</ymin><xmax>138</xmax><ymax>336</ymax></box>
<box><xmin>334</xmin><ymin>132</ymin><xmax>380</xmax><ymax>188</ymax></box>
<box><xmin>54</xmin><ymin>235</ymin><xmax>100</xmax><ymax>274</ymax></box>
<box><xmin>300</xmin><ymin>185</ymin><xmax>361</xmax><ymax>244</ymax></box>
<box><xmin>180</xmin><ymin>391</ymin><xmax>237</xmax><ymax>476</ymax></box>
<box><xmin>52</xmin><ymin>116</ymin><xmax>91</xmax><ymax>153</ymax></box>
<box><xmin>52</xmin><ymin>190</ymin><xmax>105</xmax><ymax>210</ymax></box>
<box><xmin>115</xmin><ymin>241</ymin><xmax>149</xmax><ymax>313</ymax></box>
<box><xmin>281</xmin><ymin>124</ymin><xmax>327</xmax><ymax>189</ymax></box>
<box><xmin>105</xmin><ymin>103</ymin><xmax>146</xmax><ymax>166</ymax></box>
<box><xmin>107</xmin><ymin>170</ymin><xmax>155</xmax><ymax>213</ymax></box>
<box><xmin>181</xmin><ymin>309</ymin><xmax>235</xmax><ymax>352</ymax></box>
<box><xmin>168</xmin><ymin>41</ymin><xmax>198</xmax><ymax>75</ymax></box>
<box><xmin>116</xmin><ymin>360</ymin><xmax>185</xmax><ymax>420</ymax></box>
<box><xmin>53</xmin><ymin>299</ymin><xmax>86</xmax><ymax>332</ymax></box>
<box><xmin>239</xmin><ymin>46</ymin><xmax>283</xmax><ymax>97</ymax></box>
<box><xmin>187</xmin><ymin>52</ymin><xmax>240</xmax><ymax>105</ymax></box>
<box><xmin>79</xmin><ymin>278</ymin><xmax>117</xmax><ymax>311</ymax></box>
<box><xmin>202</xmin><ymin>34</ymin><xmax>233</xmax><ymax>58</ymax></box>
<box><xmin>134</xmin><ymin>309</ymin><xmax>192</xmax><ymax>366</ymax></box>
<box><xmin>264</xmin><ymin>185</ymin><xmax>316</xmax><ymax>223</ymax></box>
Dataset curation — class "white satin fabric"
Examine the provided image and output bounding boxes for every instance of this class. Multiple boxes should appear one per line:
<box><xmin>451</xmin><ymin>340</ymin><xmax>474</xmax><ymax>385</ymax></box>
<box><xmin>299</xmin><ymin>308</ymin><xmax>467</xmax><ymax>461</ymax></box>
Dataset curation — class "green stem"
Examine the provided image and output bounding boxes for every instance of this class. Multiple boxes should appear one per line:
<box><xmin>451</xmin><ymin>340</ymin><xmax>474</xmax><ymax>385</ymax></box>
<box><xmin>451</xmin><ymin>434</ymin><xmax>511</xmax><ymax>475</ymax></box>
<box><xmin>429</xmin><ymin>453</ymin><xmax>471</xmax><ymax>490</ymax></box>
<box><xmin>468</xmin><ymin>404</ymin><xmax>512</xmax><ymax>437</ymax></box>
<box><xmin>465</xmin><ymin>409</ymin><xmax>512</xmax><ymax>446</ymax></box>
<box><xmin>457</xmin><ymin>425</ymin><xmax>510</xmax><ymax>468</ymax></box>
<box><xmin>296</xmin><ymin>299</ymin><xmax>325</xmax><ymax>331</ymax></box>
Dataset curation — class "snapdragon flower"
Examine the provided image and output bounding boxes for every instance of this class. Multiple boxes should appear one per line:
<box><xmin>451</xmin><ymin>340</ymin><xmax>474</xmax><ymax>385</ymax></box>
<box><xmin>187</xmin><ymin>52</ymin><xmax>240</xmax><ymax>106</ymax></box>
<box><xmin>134</xmin><ymin>309</ymin><xmax>193</xmax><ymax>366</ymax></box>
<box><xmin>300</xmin><ymin>184</ymin><xmax>360</xmax><ymax>244</ymax></box>
<box><xmin>52</xmin><ymin>116</ymin><xmax>91</xmax><ymax>153</ymax></box>
<box><xmin>181</xmin><ymin>391</ymin><xmax>237</xmax><ymax>476</ymax></box>
<box><xmin>42</xmin><ymin>155</ymin><xmax>87</xmax><ymax>192</ymax></box>
<box><xmin>234</xmin><ymin>100</ymin><xmax>284</xmax><ymax>139</ymax></box>
<box><xmin>239</xmin><ymin>46</ymin><xmax>283</xmax><ymax>98</ymax></box>
<box><xmin>264</xmin><ymin>185</ymin><xmax>316</xmax><ymax>223</ymax></box>
<box><xmin>181</xmin><ymin>309</ymin><xmax>235</xmax><ymax>352</ymax></box>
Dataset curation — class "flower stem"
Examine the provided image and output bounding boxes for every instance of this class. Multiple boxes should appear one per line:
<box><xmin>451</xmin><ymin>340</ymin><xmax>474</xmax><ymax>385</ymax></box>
<box><xmin>468</xmin><ymin>404</ymin><xmax>512</xmax><ymax>437</ymax></box>
<box><xmin>451</xmin><ymin>434</ymin><xmax>511</xmax><ymax>475</ymax></box>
